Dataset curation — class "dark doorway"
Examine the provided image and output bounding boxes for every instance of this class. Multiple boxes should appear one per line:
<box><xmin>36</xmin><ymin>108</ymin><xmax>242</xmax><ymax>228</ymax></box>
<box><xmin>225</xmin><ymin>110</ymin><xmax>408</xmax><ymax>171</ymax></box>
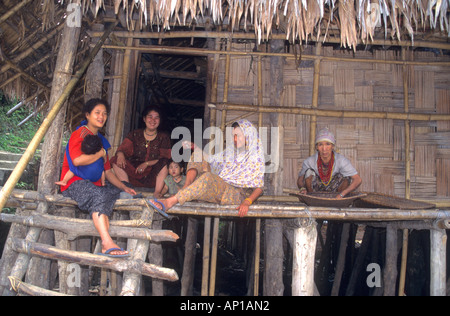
<box><xmin>134</xmin><ymin>38</ymin><xmax>207</xmax><ymax>135</ymax></box>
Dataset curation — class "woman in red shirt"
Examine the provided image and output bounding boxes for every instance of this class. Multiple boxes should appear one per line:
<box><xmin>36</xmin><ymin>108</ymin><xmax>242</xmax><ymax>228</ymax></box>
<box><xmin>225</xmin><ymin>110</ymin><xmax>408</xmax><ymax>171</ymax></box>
<box><xmin>111</xmin><ymin>106</ymin><xmax>171</xmax><ymax>198</ymax></box>
<box><xmin>60</xmin><ymin>98</ymin><xmax>136</xmax><ymax>257</ymax></box>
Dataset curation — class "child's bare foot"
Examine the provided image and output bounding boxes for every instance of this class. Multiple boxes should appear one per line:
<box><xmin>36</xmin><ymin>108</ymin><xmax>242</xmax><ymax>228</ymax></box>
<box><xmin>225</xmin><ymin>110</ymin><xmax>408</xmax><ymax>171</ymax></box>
<box><xmin>55</xmin><ymin>181</ymin><xmax>67</xmax><ymax>186</ymax></box>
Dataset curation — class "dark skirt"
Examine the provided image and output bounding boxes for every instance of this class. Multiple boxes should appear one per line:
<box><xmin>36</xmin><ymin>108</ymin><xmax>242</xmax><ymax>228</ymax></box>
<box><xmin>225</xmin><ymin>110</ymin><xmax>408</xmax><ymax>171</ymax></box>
<box><xmin>110</xmin><ymin>156</ymin><xmax>169</xmax><ymax>188</ymax></box>
<box><xmin>62</xmin><ymin>180</ymin><xmax>123</xmax><ymax>218</ymax></box>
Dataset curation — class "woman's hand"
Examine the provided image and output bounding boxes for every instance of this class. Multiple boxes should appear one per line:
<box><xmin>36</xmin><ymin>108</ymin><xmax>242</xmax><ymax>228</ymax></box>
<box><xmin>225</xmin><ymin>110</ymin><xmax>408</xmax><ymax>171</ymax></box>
<box><xmin>136</xmin><ymin>162</ymin><xmax>149</xmax><ymax>174</ymax></box>
<box><xmin>237</xmin><ymin>188</ymin><xmax>263</xmax><ymax>217</ymax></box>
<box><xmin>136</xmin><ymin>160</ymin><xmax>158</xmax><ymax>174</ymax></box>
<box><xmin>123</xmin><ymin>186</ymin><xmax>137</xmax><ymax>196</ymax></box>
<box><xmin>116</xmin><ymin>152</ymin><xmax>127</xmax><ymax>169</ymax></box>
<box><xmin>237</xmin><ymin>199</ymin><xmax>252</xmax><ymax>217</ymax></box>
<box><xmin>182</xmin><ymin>140</ymin><xmax>197</xmax><ymax>150</ymax></box>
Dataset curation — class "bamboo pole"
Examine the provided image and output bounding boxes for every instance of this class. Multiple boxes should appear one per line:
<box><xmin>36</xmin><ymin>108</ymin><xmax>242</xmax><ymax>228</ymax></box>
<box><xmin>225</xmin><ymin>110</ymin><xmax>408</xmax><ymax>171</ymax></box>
<box><xmin>102</xmin><ymin>44</ymin><xmax>450</xmax><ymax>67</ymax></box>
<box><xmin>220</xmin><ymin>38</ymin><xmax>231</xmax><ymax>139</ymax></box>
<box><xmin>92</xmin><ymin>30</ymin><xmax>450</xmax><ymax>51</ymax></box>
<box><xmin>310</xmin><ymin>43</ymin><xmax>321</xmax><ymax>155</ymax></box>
<box><xmin>166</xmin><ymin>204</ymin><xmax>450</xmax><ymax>222</ymax></box>
<box><xmin>258</xmin><ymin>56</ymin><xmax>263</xmax><ymax>107</ymax></box>
<box><xmin>3</xmin><ymin>59</ymin><xmax>50</xmax><ymax>93</ymax></box>
<box><xmin>0</xmin><ymin>24</ymin><xmax>65</xmax><ymax>74</ymax></box>
<box><xmin>399</xmin><ymin>47</ymin><xmax>411</xmax><ymax>296</ymax></box>
<box><xmin>216</xmin><ymin>103</ymin><xmax>450</xmax><ymax>122</ymax></box>
<box><xmin>0</xmin><ymin>0</ymin><xmax>34</xmax><ymax>24</ymax></box>
<box><xmin>254</xmin><ymin>58</ymin><xmax>263</xmax><ymax>296</ymax></box>
<box><xmin>0</xmin><ymin>21</ymin><xmax>118</xmax><ymax>212</ymax></box>
<box><xmin>403</xmin><ymin>48</ymin><xmax>411</xmax><ymax>199</ymax></box>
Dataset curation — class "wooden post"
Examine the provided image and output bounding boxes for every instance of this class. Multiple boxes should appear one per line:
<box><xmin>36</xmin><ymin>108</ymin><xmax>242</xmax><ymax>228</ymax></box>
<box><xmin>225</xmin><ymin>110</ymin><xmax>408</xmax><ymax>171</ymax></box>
<box><xmin>180</xmin><ymin>217</ymin><xmax>199</xmax><ymax>296</ymax></box>
<box><xmin>2</xmin><ymin>199</ymin><xmax>48</xmax><ymax>296</ymax></box>
<box><xmin>112</xmin><ymin>37</ymin><xmax>134</xmax><ymax>154</ymax></box>
<box><xmin>54</xmin><ymin>207</ymin><xmax>78</xmax><ymax>295</ymax></box>
<box><xmin>84</xmin><ymin>23</ymin><xmax>105</xmax><ymax>103</ymax></box>
<box><xmin>430</xmin><ymin>228</ymin><xmax>447</xmax><ymax>296</ymax></box>
<box><xmin>331</xmin><ymin>223</ymin><xmax>350</xmax><ymax>296</ymax></box>
<box><xmin>263</xmin><ymin>39</ymin><xmax>286</xmax><ymax>296</ymax></box>
<box><xmin>398</xmin><ymin>228</ymin><xmax>409</xmax><ymax>296</ymax></box>
<box><xmin>254</xmin><ymin>218</ymin><xmax>261</xmax><ymax>295</ymax></box>
<box><xmin>201</xmin><ymin>217</ymin><xmax>211</xmax><ymax>296</ymax></box>
<box><xmin>120</xmin><ymin>203</ymin><xmax>154</xmax><ymax>296</ymax></box>
<box><xmin>264</xmin><ymin>219</ymin><xmax>284</xmax><ymax>295</ymax></box>
<box><xmin>148</xmin><ymin>219</ymin><xmax>164</xmax><ymax>296</ymax></box>
<box><xmin>345</xmin><ymin>226</ymin><xmax>373</xmax><ymax>296</ymax></box>
<box><xmin>0</xmin><ymin>208</ymin><xmax>29</xmax><ymax>294</ymax></box>
<box><xmin>383</xmin><ymin>224</ymin><xmax>399</xmax><ymax>296</ymax></box>
<box><xmin>209</xmin><ymin>217</ymin><xmax>220</xmax><ymax>296</ymax></box>
<box><xmin>292</xmin><ymin>218</ymin><xmax>318</xmax><ymax>296</ymax></box>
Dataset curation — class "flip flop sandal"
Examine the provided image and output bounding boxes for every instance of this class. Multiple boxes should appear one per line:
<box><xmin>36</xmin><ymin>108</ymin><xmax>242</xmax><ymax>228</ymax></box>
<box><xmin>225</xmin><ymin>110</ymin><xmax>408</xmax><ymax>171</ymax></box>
<box><xmin>147</xmin><ymin>199</ymin><xmax>170</xmax><ymax>219</ymax></box>
<box><xmin>97</xmin><ymin>247</ymin><xmax>130</xmax><ymax>258</ymax></box>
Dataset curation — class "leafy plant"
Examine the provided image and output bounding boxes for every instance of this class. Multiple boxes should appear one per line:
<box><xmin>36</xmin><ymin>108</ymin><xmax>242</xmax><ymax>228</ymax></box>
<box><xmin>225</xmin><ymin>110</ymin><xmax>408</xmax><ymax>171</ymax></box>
<box><xmin>0</xmin><ymin>91</ymin><xmax>43</xmax><ymax>153</ymax></box>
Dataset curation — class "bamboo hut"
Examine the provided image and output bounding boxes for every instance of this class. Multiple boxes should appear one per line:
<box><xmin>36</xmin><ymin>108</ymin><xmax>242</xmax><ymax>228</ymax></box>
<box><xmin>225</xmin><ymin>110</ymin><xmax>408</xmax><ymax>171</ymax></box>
<box><xmin>0</xmin><ymin>0</ymin><xmax>449</xmax><ymax>296</ymax></box>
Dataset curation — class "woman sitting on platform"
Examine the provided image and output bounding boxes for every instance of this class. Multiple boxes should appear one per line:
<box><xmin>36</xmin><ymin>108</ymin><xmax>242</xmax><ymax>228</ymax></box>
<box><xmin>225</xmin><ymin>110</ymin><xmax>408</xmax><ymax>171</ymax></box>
<box><xmin>297</xmin><ymin>128</ymin><xmax>362</xmax><ymax>199</ymax></box>
<box><xmin>59</xmin><ymin>98</ymin><xmax>136</xmax><ymax>258</ymax></box>
<box><xmin>146</xmin><ymin>119</ymin><xmax>265</xmax><ymax>218</ymax></box>
<box><xmin>111</xmin><ymin>106</ymin><xmax>171</xmax><ymax>198</ymax></box>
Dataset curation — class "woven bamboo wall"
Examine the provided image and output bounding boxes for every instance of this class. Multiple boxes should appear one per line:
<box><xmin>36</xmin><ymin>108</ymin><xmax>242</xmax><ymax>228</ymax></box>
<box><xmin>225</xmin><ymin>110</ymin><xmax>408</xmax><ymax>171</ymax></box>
<box><xmin>215</xmin><ymin>42</ymin><xmax>450</xmax><ymax>200</ymax></box>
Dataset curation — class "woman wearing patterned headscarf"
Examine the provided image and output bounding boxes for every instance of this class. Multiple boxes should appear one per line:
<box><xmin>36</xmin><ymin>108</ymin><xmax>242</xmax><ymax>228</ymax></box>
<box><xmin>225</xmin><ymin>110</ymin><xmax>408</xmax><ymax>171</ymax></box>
<box><xmin>297</xmin><ymin>127</ymin><xmax>362</xmax><ymax>199</ymax></box>
<box><xmin>147</xmin><ymin>119</ymin><xmax>265</xmax><ymax>217</ymax></box>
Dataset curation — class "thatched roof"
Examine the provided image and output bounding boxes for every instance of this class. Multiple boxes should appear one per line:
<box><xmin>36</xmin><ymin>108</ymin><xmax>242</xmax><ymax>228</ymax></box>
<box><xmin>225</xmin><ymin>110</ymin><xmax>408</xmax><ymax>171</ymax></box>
<box><xmin>0</xmin><ymin>0</ymin><xmax>449</xmax><ymax>117</ymax></box>
<box><xmin>92</xmin><ymin>0</ymin><xmax>450</xmax><ymax>45</ymax></box>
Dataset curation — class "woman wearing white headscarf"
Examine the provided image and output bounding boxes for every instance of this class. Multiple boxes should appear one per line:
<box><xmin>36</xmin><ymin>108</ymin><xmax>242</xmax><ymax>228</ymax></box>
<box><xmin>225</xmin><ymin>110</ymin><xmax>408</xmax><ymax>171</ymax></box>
<box><xmin>147</xmin><ymin>119</ymin><xmax>265</xmax><ymax>217</ymax></box>
<box><xmin>297</xmin><ymin>128</ymin><xmax>362</xmax><ymax>199</ymax></box>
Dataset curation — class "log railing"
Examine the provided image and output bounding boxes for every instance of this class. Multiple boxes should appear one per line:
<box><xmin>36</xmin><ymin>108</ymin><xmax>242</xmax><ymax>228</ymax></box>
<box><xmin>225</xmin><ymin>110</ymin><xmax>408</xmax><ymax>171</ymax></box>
<box><xmin>0</xmin><ymin>188</ymin><xmax>180</xmax><ymax>296</ymax></box>
<box><xmin>1</xmin><ymin>187</ymin><xmax>449</xmax><ymax>296</ymax></box>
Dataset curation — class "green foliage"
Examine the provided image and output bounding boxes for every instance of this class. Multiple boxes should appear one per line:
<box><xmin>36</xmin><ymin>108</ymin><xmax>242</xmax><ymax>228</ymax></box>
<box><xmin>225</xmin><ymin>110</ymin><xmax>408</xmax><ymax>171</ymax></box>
<box><xmin>0</xmin><ymin>91</ymin><xmax>43</xmax><ymax>153</ymax></box>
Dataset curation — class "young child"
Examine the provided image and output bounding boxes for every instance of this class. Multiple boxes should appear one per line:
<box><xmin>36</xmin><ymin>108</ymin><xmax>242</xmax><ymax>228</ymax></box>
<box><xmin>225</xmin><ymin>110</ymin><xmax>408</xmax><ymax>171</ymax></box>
<box><xmin>161</xmin><ymin>160</ymin><xmax>186</xmax><ymax>196</ymax></box>
<box><xmin>56</xmin><ymin>134</ymin><xmax>106</xmax><ymax>186</ymax></box>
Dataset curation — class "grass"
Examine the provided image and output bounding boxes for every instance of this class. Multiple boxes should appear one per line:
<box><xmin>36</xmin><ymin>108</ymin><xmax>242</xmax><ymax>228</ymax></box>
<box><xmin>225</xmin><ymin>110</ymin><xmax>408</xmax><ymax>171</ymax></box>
<box><xmin>0</xmin><ymin>91</ymin><xmax>43</xmax><ymax>153</ymax></box>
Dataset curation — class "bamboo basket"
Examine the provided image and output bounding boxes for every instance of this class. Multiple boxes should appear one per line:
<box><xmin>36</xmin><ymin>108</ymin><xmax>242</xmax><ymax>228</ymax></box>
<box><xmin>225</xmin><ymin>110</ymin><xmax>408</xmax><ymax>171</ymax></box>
<box><xmin>355</xmin><ymin>192</ymin><xmax>436</xmax><ymax>210</ymax></box>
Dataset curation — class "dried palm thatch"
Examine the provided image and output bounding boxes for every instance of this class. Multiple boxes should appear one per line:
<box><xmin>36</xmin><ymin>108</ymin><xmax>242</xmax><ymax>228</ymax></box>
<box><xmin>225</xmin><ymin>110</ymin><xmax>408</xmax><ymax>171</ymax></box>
<box><xmin>74</xmin><ymin>0</ymin><xmax>449</xmax><ymax>49</ymax></box>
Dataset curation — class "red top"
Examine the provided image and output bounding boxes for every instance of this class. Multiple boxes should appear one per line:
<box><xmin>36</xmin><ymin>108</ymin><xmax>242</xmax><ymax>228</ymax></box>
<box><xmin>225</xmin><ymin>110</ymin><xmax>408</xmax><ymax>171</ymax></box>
<box><xmin>60</xmin><ymin>126</ymin><xmax>111</xmax><ymax>192</ymax></box>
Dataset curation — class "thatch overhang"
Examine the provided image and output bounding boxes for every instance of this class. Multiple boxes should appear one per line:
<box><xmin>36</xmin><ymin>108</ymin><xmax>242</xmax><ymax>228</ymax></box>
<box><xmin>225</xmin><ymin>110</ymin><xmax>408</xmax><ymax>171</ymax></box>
<box><xmin>0</xmin><ymin>0</ymin><xmax>449</xmax><ymax>124</ymax></box>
